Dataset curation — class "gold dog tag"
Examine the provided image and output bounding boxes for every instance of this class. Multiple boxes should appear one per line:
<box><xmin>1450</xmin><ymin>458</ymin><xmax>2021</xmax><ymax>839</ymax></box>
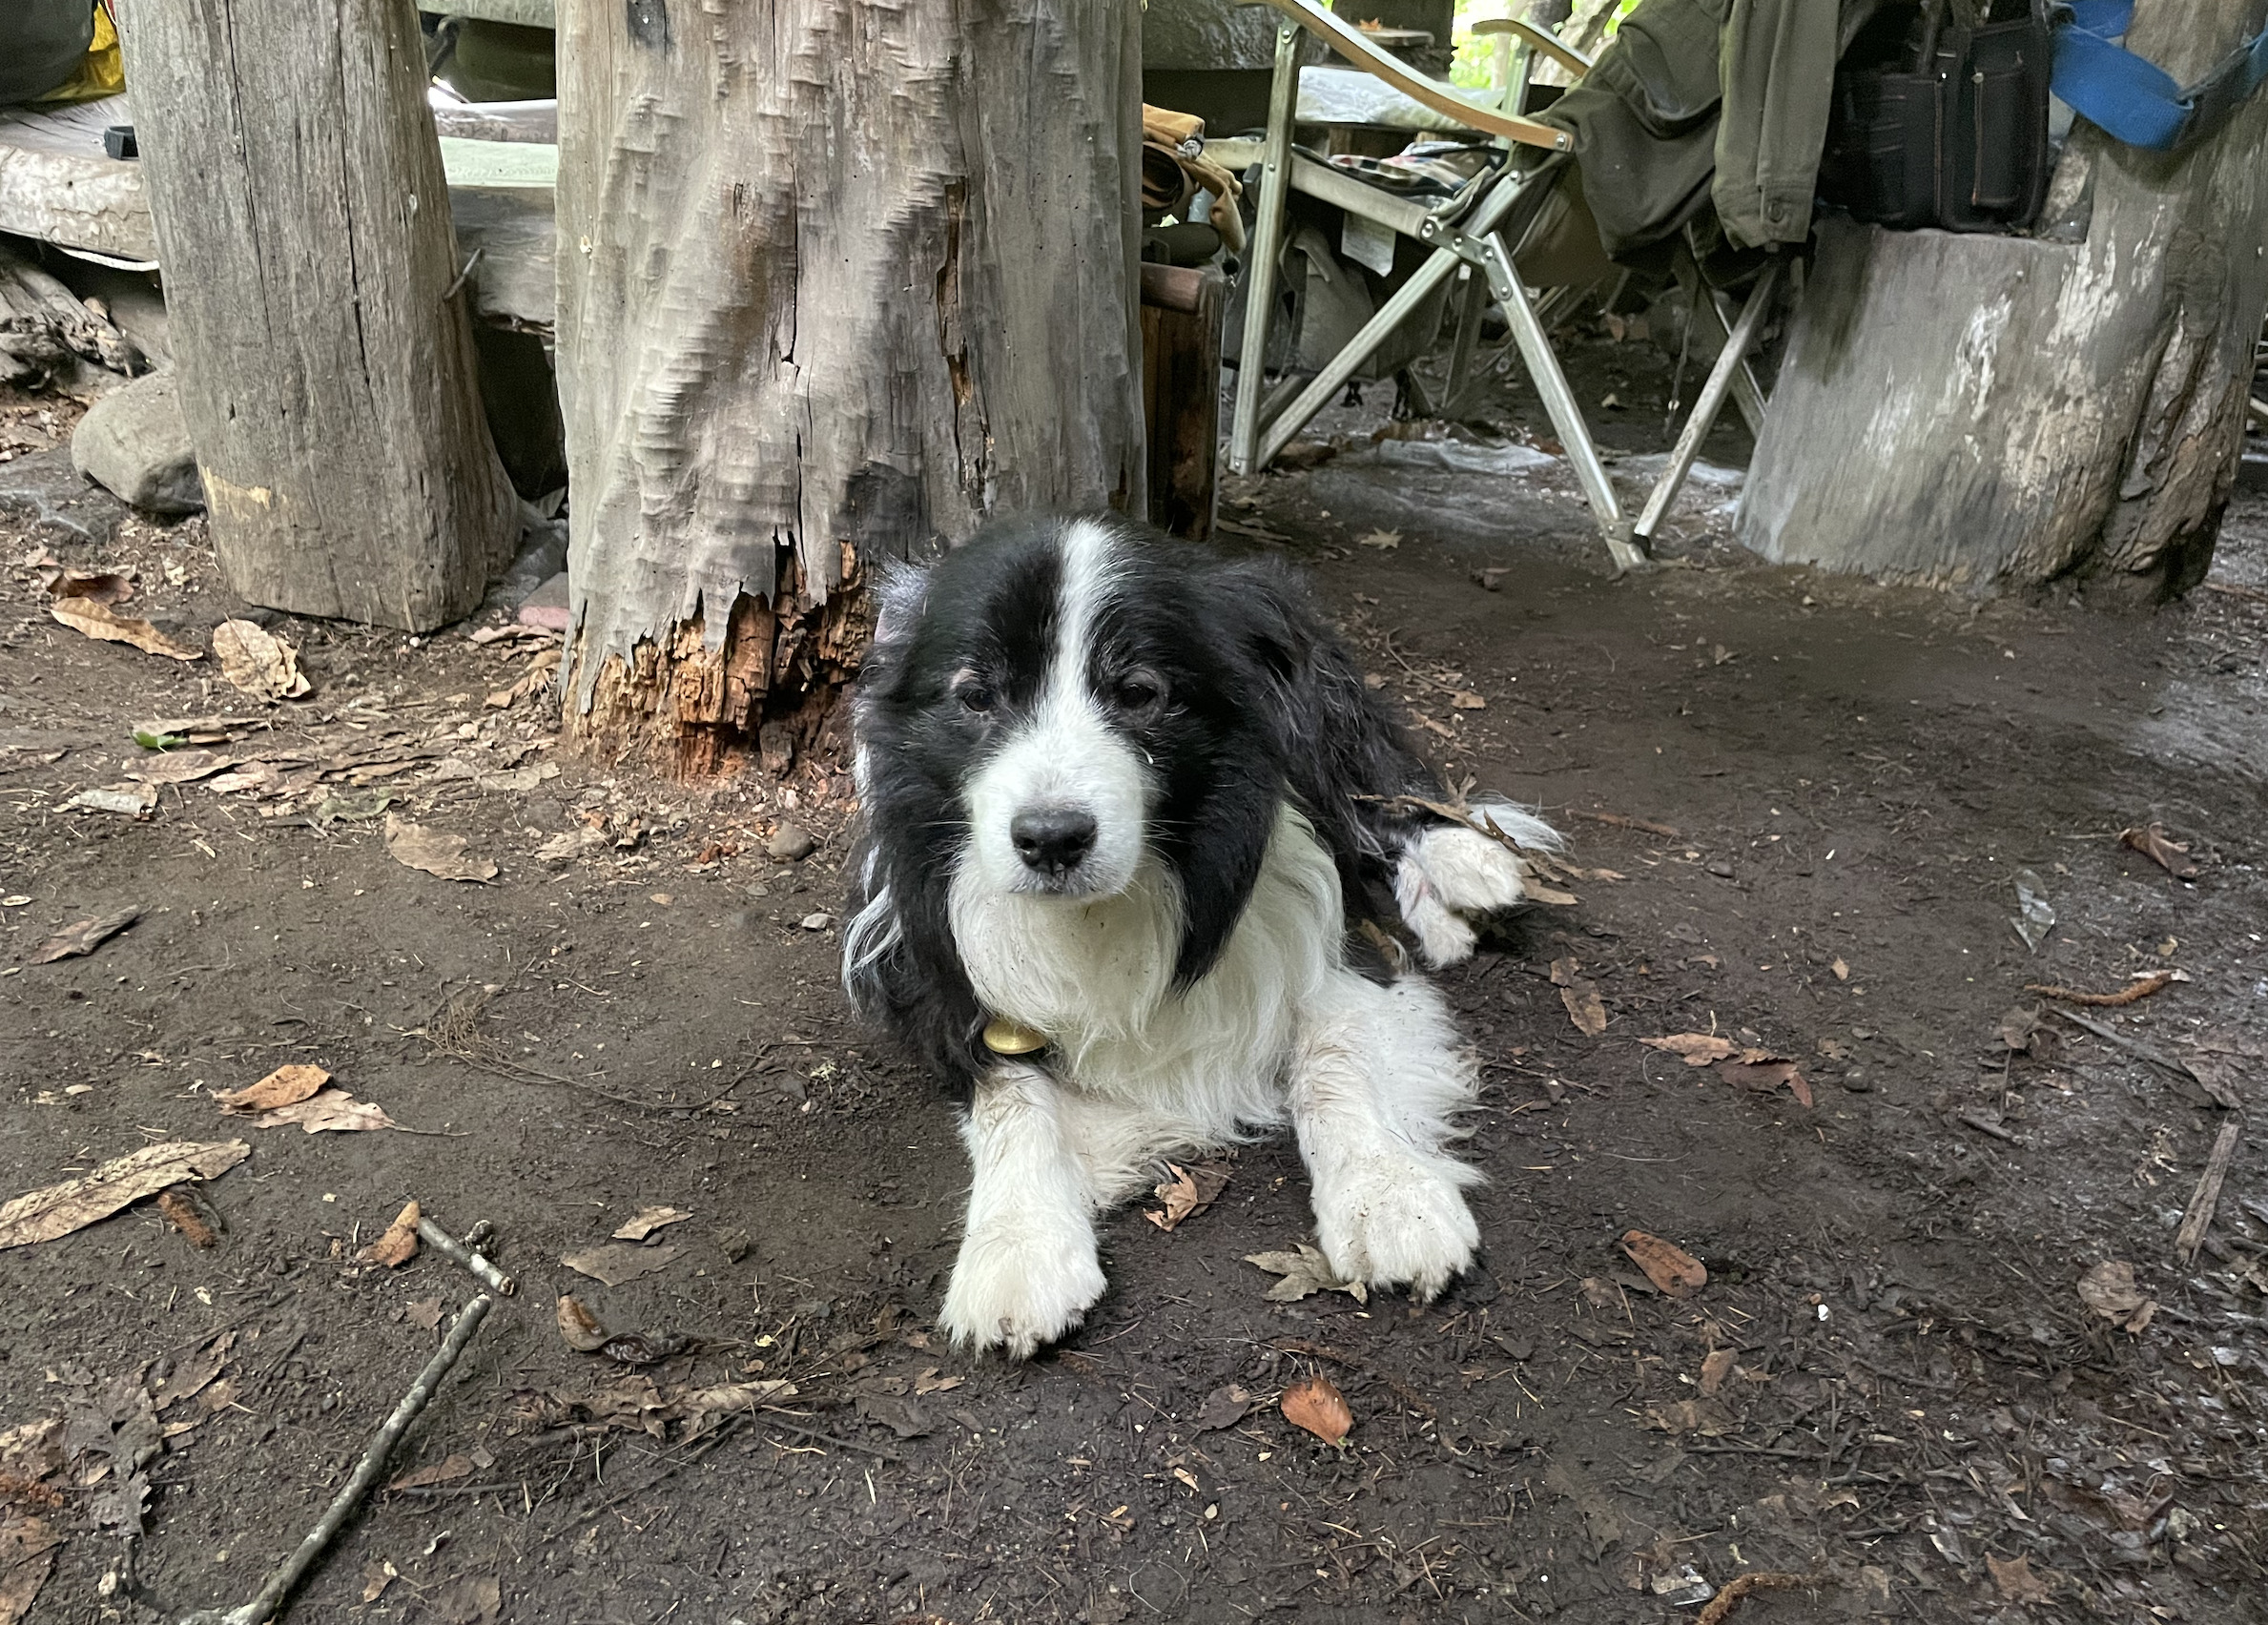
<box><xmin>981</xmin><ymin>1017</ymin><xmax>1048</xmax><ymax>1056</ymax></box>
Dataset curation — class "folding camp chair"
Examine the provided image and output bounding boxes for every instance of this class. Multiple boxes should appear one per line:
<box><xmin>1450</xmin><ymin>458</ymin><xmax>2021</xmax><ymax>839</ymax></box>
<box><xmin>1227</xmin><ymin>0</ymin><xmax>1783</xmax><ymax>571</ymax></box>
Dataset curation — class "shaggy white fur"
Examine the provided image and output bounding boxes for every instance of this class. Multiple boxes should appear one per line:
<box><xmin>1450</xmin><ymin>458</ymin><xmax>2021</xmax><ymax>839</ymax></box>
<box><xmin>1393</xmin><ymin>802</ymin><xmax>1561</xmax><ymax>967</ymax></box>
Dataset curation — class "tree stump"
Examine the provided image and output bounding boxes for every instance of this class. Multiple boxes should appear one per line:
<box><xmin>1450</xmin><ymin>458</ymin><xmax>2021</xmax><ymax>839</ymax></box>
<box><xmin>1737</xmin><ymin>0</ymin><xmax>2268</xmax><ymax>597</ymax></box>
<box><xmin>120</xmin><ymin>0</ymin><xmax>519</xmax><ymax>631</ymax></box>
<box><xmin>557</xmin><ymin>0</ymin><xmax>1146</xmax><ymax>776</ymax></box>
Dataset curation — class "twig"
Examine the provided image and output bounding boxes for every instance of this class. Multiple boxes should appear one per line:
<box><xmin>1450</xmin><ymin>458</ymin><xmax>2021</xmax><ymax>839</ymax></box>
<box><xmin>2045</xmin><ymin>1007</ymin><xmax>2211</xmax><ymax>1088</ymax></box>
<box><xmin>1953</xmin><ymin>1110</ymin><xmax>2020</xmax><ymax>1144</ymax></box>
<box><xmin>1571</xmin><ymin>809</ymin><xmax>1681</xmax><ymax>839</ymax></box>
<box><xmin>2175</xmin><ymin>1117</ymin><xmax>2244</xmax><ymax>1265</ymax></box>
<box><xmin>2205</xmin><ymin>581</ymin><xmax>2268</xmax><ymax>603</ymax></box>
<box><xmin>1695</xmin><ymin>1572</ymin><xmax>1811</xmax><ymax>1624</ymax></box>
<box><xmin>179</xmin><ymin>1293</ymin><xmax>496</xmax><ymax>1625</ymax></box>
<box><xmin>416</xmin><ymin>1216</ymin><xmax>515</xmax><ymax>1296</ymax></box>
<box><xmin>2025</xmin><ymin>971</ymin><xmax>2176</xmax><ymax>1007</ymax></box>
<box><xmin>755</xmin><ymin>1409</ymin><xmax>908</xmax><ymax>1462</ymax></box>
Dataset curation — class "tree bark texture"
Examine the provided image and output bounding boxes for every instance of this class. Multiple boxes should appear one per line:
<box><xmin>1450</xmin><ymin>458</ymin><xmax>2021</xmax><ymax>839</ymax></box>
<box><xmin>557</xmin><ymin>0</ymin><xmax>1145</xmax><ymax>775</ymax></box>
<box><xmin>120</xmin><ymin>0</ymin><xmax>520</xmax><ymax>630</ymax></box>
<box><xmin>1737</xmin><ymin>0</ymin><xmax>2268</xmax><ymax>597</ymax></box>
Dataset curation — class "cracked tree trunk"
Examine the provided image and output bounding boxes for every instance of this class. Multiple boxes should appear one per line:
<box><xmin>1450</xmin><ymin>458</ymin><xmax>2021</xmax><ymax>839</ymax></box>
<box><xmin>121</xmin><ymin>0</ymin><xmax>520</xmax><ymax>630</ymax></box>
<box><xmin>1738</xmin><ymin>0</ymin><xmax>2268</xmax><ymax>598</ymax></box>
<box><xmin>557</xmin><ymin>0</ymin><xmax>1145</xmax><ymax>776</ymax></box>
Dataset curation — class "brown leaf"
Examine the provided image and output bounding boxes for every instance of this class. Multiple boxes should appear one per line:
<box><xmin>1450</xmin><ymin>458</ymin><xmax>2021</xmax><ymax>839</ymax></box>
<box><xmin>359</xmin><ymin>1201</ymin><xmax>421</xmax><ymax>1267</ymax></box>
<box><xmin>405</xmin><ymin>1298</ymin><xmax>444</xmax><ymax>1331</ymax></box>
<box><xmin>1620</xmin><ymin>1230</ymin><xmax>1708</xmax><ymax>1299</ymax></box>
<box><xmin>215</xmin><ymin>1063</ymin><xmax>331</xmax><ymax>1115</ymax></box>
<box><xmin>1986</xmin><ymin>1553</ymin><xmax>2052</xmax><ymax>1603</ymax></box>
<box><xmin>31</xmin><ymin>908</ymin><xmax>139</xmax><ymax>963</ymax></box>
<box><xmin>556</xmin><ymin>1294</ymin><xmax>609</xmax><ymax>1351</ymax></box>
<box><xmin>153</xmin><ymin>1331</ymin><xmax>236</xmax><ymax>1411</ymax></box>
<box><xmin>0</xmin><ymin>1516</ymin><xmax>63</xmax><ymax>1625</ymax></box>
<box><xmin>43</xmin><ymin>566</ymin><xmax>135</xmax><ymax>605</ymax></box>
<box><xmin>1640</xmin><ymin>1033</ymin><xmax>1735</xmax><ymax>1066</ymax></box>
<box><xmin>387</xmin><ymin>1453</ymin><xmax>474</xmax><ymax>1491</ymax></box>
<box><xmin>1698</xmin><ymin>1347</ymin><xmax>1737</xmax><ymax>1396</ymax></box>
<box><xmin>1196</xmin><ymin>1384</ymin><xmax>1254</xmax><ymax>1431</ymax></box>
<box><xmin>1449</xmin><ymin>690</ymin><xmax>1487</xmax><ymax>710</ymax></box>
<box><xmin>250</xmin><ymin>1088</ymin><xmax>396</xmax><ymax>1133</ymax></box>
<box><xmin>2076</xmin><ymin>1260</ymin><xmax>2156</xmax><ymax>1332</ymax></box>
<box><xmin>1280</xmin><ymin>1375</ymin><xmax>1352</xmax><ymax>1445</ymax></box>
<box><xmin>211</xmin><ymin>619</ymin><xmax>312</xmax><ymax>701</ymax></box>
<box><xmin>361</xmin><ymin>1561</ymin><xmax>399</xmax><ymax>1605</ymax></box>
<box><xmin>1714</xmin><ymin>1055</ymin><xmax>1813</xmax><ymax>1108</ymax></box>
<box><xmin>913</xmin><ymin>1368</ymin><xmax>964</xmax><ymax>1396</ymax></box>
<box><xmin>0</xmin><ymin>1141</ymin><xmax>249</xmax><ymax>1250</ymax></box>
<box><xmin>562</xmin><ymin>1243</ymin><xmax>681</xmax><ymax>1287</ymax></box>
<box><xmin>49</xmin><ymin>598</ymin><xmax>199</xmax><ymax>660</ymax></box>
<box><xmin>125</xmin><ymin>748</ymin><xmax>233</xmax><ymax>785</ymax></box>
<box><xmin>385</xmin><ymin>814</ymin><xmax>498</xmax><ymax>883</ymax></box>
<box><xmin>2120</xmin><ymin>822</ymin><xmax>2198</xmax><ymax>878</ymax></box>
<box><xmin>611</xmin><ymin>1205</ymin><xmax>692</xmax><ymax>1243</ymax></box>
<box><xmin>1559</xmin><ymin>981</ymin><xmax>1608</xmax><ymax>1037</ymax></box>
<box><xmin>1245</xmin><ymin>1244</ymin><xmax>1367</xmax><ymax>1304</ymax></box>
<box><xmin>1144</xmin><ymin>1161</ymin><xmax>1231</xmax><ymax>1232</ymax></box>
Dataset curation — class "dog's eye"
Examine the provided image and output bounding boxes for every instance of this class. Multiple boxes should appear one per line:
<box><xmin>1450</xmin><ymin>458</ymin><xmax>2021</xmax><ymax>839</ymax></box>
<box><xmin>954</xmin><ymin>680</ymin><xmax>995</xmax><ymax>714</ymax></box>
<box><xmin>1113</xmin><ymin>672</ymin><xmax>1165</xmax><ymax>713</ymax></box>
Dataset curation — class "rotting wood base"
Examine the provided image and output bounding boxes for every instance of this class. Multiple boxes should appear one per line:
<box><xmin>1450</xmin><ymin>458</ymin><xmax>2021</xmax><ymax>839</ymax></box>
<box><xmin>567</xmin><ymin>560</ymin><xmax>874</xmax><ymax>780</ymax></box>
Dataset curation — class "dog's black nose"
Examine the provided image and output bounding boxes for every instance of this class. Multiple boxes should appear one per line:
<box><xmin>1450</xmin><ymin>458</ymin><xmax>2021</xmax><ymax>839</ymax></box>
<box><xmin>1010</xmin><ymin>808</ymin><xmax>1098</xmax><ymax>874</ymax></box>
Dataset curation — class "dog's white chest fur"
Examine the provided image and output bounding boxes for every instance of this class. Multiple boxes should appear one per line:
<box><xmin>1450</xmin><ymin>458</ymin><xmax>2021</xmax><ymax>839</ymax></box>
<box><xmin>949</xmin><ymin>806</ymin><xmax>1339</xmax><ymax>1196</ymax></box>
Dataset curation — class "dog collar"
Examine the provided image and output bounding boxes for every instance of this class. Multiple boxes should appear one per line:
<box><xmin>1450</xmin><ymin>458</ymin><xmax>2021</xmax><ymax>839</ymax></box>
<box><xmin>981</xmin><ymin>1016</ymin><xmax>1048</xmax><ymax>1057</ymax></box>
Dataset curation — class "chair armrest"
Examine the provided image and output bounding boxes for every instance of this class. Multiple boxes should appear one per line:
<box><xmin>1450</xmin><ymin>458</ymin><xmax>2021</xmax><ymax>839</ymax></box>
<box><xmin>1250</xmin><ymin>0</ymin><xmax>1572</xmax><ymax>152</ymax></box>
<box><xmin>1471</xmin><ymin>16</ymin><xmax>1595</xmax><ymax>78</ymax></box>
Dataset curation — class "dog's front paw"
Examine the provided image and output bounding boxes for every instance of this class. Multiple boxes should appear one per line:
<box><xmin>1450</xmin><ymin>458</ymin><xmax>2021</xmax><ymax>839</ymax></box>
<box><xmin>939</xmin><ymin>1219</ymin><xmax>1106</xmax><ymax>1358</ymax></box>
<box><xmin>1394</xmin><ymin>824</ymin><xmax>1533</xmax><ymax>967</ymax></box>
<box><xmin>1314</xmin><ymin>1158</ymin><xmax>1480</xmax><ymax>1301</ymax></box>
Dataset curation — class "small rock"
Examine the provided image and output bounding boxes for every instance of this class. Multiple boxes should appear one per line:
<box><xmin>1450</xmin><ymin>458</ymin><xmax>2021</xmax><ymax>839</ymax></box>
<box><xmin>765</xmin><ymin>821</ymin><xmax>817</xmax><ymax>862</ymax></box>
<box><xmin>517</xmin><ymin>569</ymin><xmax>569</xmax><ymax>631</ymax></box>
<box><xmin>715</xmin><ymin>1227</ymin><xmax>753</xmax><ymax>1264</ymax></box>
<box><xmin>799</xmin><ymin>912</ymin><xmax>834</xmax><ymax>932</ymax></box>
<box><xmin>72</xmin><ymin>369</ymin><xmax>203</xmax><ymax>515</ymax></box>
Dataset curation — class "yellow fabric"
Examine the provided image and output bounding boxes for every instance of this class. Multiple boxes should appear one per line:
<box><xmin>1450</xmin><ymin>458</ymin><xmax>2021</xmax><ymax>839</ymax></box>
<box><xmin>33</xmin><ymin>5</ymin><xmax>124</xmax><ymax>105</ymax></box>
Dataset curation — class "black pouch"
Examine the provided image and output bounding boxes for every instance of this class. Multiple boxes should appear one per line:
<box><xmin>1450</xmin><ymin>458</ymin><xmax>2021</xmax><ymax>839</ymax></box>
<box><xmin>1821</xmin><ymin>0</ymin><xmax>2052</xmax><ymax>234</ymax></box>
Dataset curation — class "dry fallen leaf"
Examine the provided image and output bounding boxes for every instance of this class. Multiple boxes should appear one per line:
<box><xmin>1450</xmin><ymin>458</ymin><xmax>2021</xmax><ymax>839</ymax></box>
<box><xmin>1620</xmin><ymin>1230</ymin><xmax>1708</xmax><ymax>1299</ymax></box>
<box><xmin>211</xmin><ymin>618</ymin><xmax>312</xmax><ymax>701</ymax></box>
<box><xmin>405</xmin><ymin>1298</ymin><xmax>444</xmax><ymax>1331</ymax></box>
<box><xmin>611</xmin><ymin>1205</ymin><xmax>692</xmax><ymax>1243</ymax></box>
<box><xmin>385</xmin><ymin>814</ymin><xmax>498</xmax><ymax>883</ymax></box>
<box><xmin>153</xmin><ymin>1331</ymin><xmax>236</xmax><ymax>1411</ymax></box>
<box><xmin>31</xmin><ymin>908</ymin><xmax>139</xmax><ymax>964</ymax></box>
<box><xmin>0</xmin><ymin>1517</ymin><xmax>63</xmax><ymax>1625</ymax></box>
<box><xmin>387</xmin><ymin>1453</ymin><xmax>474</xmax><ymax>1491</ymax></box>
<box><xmin>1986</xmin><ymin>1553</ymin><xmax>2052</xmax><ymax>1603</ymax></box>
<box><xmin>42</xmin><ymin>566</ymin><xmax>135</xmax><ymax>605</ymax></box>
<box><xmin>62</xmin><ymin>783</ymin><xmax>158</xmax><ymax>818</ymax></box>
<box><xmin>49</xmin><ymin>598</ymin><xmax>200</xmax><ymax>661</ymax></box>
<box><xmin>1144</xmin><ymin>1162</ymin><xmax>1231</xmax><ymax>1232</ymax></box>
<box><xmin>913</xmin><ymin>1368</ymin><xmax>964</xmax><ymax>1396</ymax></box>
<box><xmin>361</xmin><ymin>1561</ymin><xmax>400</xmax><ymax>1605</ymax></box>
<box><xmin>2076</xmin><ymin>1260</ymin><xmax>2156</xmax><ymax>1333</ymax></box>
<box><xmin>1355</xmin><ymin>528</ymin><xmax>1401</xmax><ymax>550</ymax></box>
<box><xmin>2119</xmin><ymin>822</ymin><xmax>2199</xmax><ymax>878</ymax></box>
<box><xmin>1449</xmin><ymin>690</ymin><xmax>1487</xmax><ymax>710</ymax></box>
<box><xmin>124</xmin><ymin>748</ymin><xmax>233</xmax><ymax>785</ymax></box>
<box><xmin>1280</xmin><ymin>1375</ymin><xmax>1353</xmax><ymax>1445</ymax></box>
<box><xmin>1715</xmin><ymin>1053</ymin><xmax>1813</xmax><ymax>1108</ymax></box>
<box><xmin>1640</xmin><ymin>1032</ymin><xmax>1737</xmax><ymax>1066</ymax></box>
<box><xmin>1559</xmin><ymin>980</ymin><xmax>1608</xmax><ymax>1037</ymax></box>
<box><xmin>0</xmin><ymin>1141</ymin><xmax>249</xmax><ymax>1250</ymax></box>
<box><xmin>215</xmin><ymin>1063</ymin><xmax>331</xmax><ymax>1115</ymax></box>
<box><xmin>1698</xmin><ymin>1347</ymin><xmax>1737</xmax><ymax>1396</ymax></box>
<box><xmin>359</xmin><ymin>1201</ymin><xmax>421</xmax><ymax>1267</ymax></box>
<box><xmin>250</xmin><ymin>1089</ymin><xmax>397</xmax><ymax>1134</ymax></box>
<box><xmin>563</xmin><ymin>1243</ymin><xmax>681</xmax><ymax>1287</ymax></box>
<box><xmin>1245</xmin><ymin>1244</ymin><xmax>1367</xmax><ymax>1304</ymax></box>
<box><xmin>556</xmin><ymin>1294</ymin><xmax>610</xmax><ymax>1352</ymax></box>
<box><xmin>1196</xmin><ymin>1384</ymin><xmax>1255</xmax><ymax>1431</ymax></box>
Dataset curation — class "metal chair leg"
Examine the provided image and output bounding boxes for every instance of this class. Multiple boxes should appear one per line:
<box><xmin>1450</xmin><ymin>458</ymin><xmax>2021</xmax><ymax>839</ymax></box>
<box><xmin>1441</xmin><ymin>270</ymin><xmax>1488</xmax><ymax>418</ymax></box>
<box><xmin>1472</xmin><ymin>236</ymin><xmax>1644</xmax><ymax>573</ymax></box>
<box><xmin>1227</xmin><ymin>24</ymin><xmax>1303</xmax><ymax>476</ymax></box>
<box><xmin>1253</xmin><ymin>247</ymin><xmax>1466</xmax><ymax>468</ymax></box>
<box><xmin>1632</xmin><ymin>260</ymin><xmax>1781</xmax><ymax>545</ymax></box>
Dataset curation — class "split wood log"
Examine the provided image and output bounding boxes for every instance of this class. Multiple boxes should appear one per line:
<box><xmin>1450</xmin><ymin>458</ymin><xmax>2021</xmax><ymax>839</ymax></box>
<box><xmin>118</xmin><ymin>0</ymin><xmax>519</xmax><ymax>631</ymax></box>
<box><xmin>555</xmin><ymin>0</ymin><xmax>1146</xmax><ymax>775</ymax></box>
<box><xmin>2175</xmin><ymin>1116</ymin><xmax>2244</xmax><ymax>1265</ymax></box>
<box><xmin>1740</xmin><ymin>0</ymin><xmax>2268</xmax><ymax>598</ymax></box>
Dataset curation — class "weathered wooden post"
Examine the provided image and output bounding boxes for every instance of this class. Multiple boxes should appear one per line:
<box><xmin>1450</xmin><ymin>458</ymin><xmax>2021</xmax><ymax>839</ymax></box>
<box><xmin>555</xmin><ymin>0</ymin><xmax>1145</xmax><ymax>775</ymax></box>
<box><xmin>1738</xmin><ymin>0</ymin><xmax>2268</xmax><ymax>598</ymax></box>
<box><xmin>119</xmin><ymin>0</ymin><xmax>520</xmax><ymax>630</ymax></box>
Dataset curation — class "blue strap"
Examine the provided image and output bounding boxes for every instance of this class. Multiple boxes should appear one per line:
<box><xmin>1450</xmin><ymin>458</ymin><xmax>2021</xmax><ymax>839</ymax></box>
<box><xmin>2052</xmin><ymin>0</ymin><xmax>2268</xmax><ymax>152</ymax></box>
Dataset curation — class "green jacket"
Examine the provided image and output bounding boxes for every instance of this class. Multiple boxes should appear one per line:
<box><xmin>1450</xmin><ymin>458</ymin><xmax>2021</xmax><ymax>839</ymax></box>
<box><xmin>1539</xmin><ymin>0</ymin><xmax>1889</xmax><ymax>257</ymax></box>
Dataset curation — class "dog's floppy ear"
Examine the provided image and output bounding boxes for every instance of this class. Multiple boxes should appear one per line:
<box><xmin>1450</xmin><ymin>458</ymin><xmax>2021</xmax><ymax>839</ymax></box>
<box><xmin>1211</xmin><ymin>557</ymin><xmax>1321</xmax><ymax>695</ymax></box>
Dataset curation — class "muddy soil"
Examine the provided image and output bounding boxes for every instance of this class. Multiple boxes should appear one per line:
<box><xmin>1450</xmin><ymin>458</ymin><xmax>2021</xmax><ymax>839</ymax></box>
<box><xmin>3</xmin><ymin>333</ymin><xmax>2265</xmax><ymax>1625</ymax></box>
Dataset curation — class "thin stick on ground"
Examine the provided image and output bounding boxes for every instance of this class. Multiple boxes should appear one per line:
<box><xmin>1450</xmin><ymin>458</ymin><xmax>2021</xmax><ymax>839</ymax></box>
<box><xmin>416</xmin><ymin>1216</ymin><xmax>515</xmax><ymax>1295</ymax></box>
<box><xmin>2175</xmin><ymin>1117</ymin><xmax>2245</xmax><ymax>1265</ymax></box>
<box><xmin>1694</xmin><ymin>1571</ymin><xmax>1811</xmax><ymax>1624</ymax></box>
<box><xmin>2025</xmin><ymin>970</ymin><xmax>2176</xmax><ymax>1007</ymax></box>
<box><xmin>1570</xmin><ymin>808</ymin><xmax>1681</xmax><ymax>838</ymax></box>
<box><xmin>2045</xmin><ymin>1006</ymin><xmax>2242</xmax><ymax>1108</ymax></box>
<box><xmin>178</xmin><ymin>1293</ymin><xmax>496</xmax><ymax>1625</ymax></box>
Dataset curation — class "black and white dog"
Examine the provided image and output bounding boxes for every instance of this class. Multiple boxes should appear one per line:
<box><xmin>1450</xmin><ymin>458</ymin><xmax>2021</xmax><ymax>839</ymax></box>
<box><xmin>843</xmin><ymin>515</ymin><xmax>1557</xmax><ymax>1355</ymax></box>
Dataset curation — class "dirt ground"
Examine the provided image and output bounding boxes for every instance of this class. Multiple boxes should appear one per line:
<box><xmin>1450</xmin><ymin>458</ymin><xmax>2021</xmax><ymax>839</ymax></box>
<box><xmin>3</xmin><ymin>323</ymin><xmax>2267</xmax><ymax>1625</ymax></box>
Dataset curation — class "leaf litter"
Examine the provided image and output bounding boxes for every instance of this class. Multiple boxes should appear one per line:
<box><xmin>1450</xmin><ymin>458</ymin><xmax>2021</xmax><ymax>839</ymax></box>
<box><xmin>1144</xmin><ymin>1161</ymin><xmax>1230</xmax><ymax>1231</ymax></box>
<box><xmin>1245</xmin><ymin>1244</ymin><xmax>1367</xmax><ymax>1304</ymax></box>
<box><xmin>386</xmin><ymin>814</ymin><xmax>498</xmax><ymax>883</ymax></box>
<box><xmin>49</xmin><ymin>597</ymin><xmax>199</xmax><ymax>661</ymax></box>
<box><xmin>0</xmin><ymin>1141</ymin><xmax>249</xmax><ymax>1250</ymax></box>
<box><xmin>1280</xmin><ymin>1375</ymin><xmax>1353</xmax><ymax>1445</ymax></box>
<box><xmin>31</xmin><ymin>908</ymin><xmax>139</xmax><ymax>963</ymax></box>
<box><xmin>211</xmin><ymin>618</ymin><xmax>312</xmax><ymax>701</ymax></box>
<box><xmin>1620</xmin><ymin>1230</ymin><xmax>1708</xmax><ymax>1298</ymax></box>
<box><xmin>1550</xmin><ymin>957</ymin><xmax>1608</xmax><ymax>1037</ymax></box>
<box><xmin>612</xmin><ymin>1205</ymin><xmax>692</xmax><ymax>1242</ymax></box>
<box><xmin>2076</xmin><ymin>1260</ymin><xmax>2156</xmax><ymax>1333</ymax></box>
<box><xmin>2119</xmin><ymin>822</ymin><xmax>2199</xmax><ymax>878</ymax></box>
<box><xmin>359</xmin><ymin>1201</ymin><xmax>422</xmax><ymax>1267</ymax></box>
